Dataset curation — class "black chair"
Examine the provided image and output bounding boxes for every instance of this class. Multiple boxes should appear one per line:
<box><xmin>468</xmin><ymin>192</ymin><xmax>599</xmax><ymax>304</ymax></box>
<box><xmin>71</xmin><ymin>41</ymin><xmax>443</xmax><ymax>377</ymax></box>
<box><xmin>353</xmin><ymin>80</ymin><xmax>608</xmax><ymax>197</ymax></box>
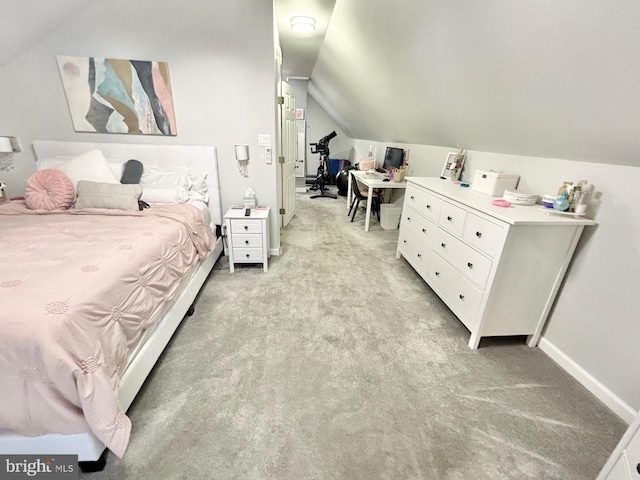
<box><xmin>348</xmin><ymin>177</ymin><xmax>380</xmax><ymax>223</ymax></box>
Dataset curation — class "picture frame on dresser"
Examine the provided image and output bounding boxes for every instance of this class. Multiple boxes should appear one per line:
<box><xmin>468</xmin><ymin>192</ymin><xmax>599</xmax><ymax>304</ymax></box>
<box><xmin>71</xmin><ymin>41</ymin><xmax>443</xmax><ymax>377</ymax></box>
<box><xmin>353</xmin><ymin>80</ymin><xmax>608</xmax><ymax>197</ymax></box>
<box><xmin>440</xmin><ymin>151</ymin><xmax>465</xmax><ymax>181</ymax></box>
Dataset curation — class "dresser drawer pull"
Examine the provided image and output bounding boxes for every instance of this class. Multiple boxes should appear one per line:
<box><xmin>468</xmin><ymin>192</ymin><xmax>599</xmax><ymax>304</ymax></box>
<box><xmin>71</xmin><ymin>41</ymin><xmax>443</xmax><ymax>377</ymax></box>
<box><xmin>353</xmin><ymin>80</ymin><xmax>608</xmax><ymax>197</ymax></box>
<box><xmin>407</xmin><ymin>216</ymin><xmax>411</xmax><ymax>221</ymax></box>
<box><xmin>475</xmin><ymin>231</ymin><xmax>482</xmax><ymax>238</ymax></box>
<box><xmin>435</xmin><ymin>271</ymin><xmax>440</xmax><ymax>276</ymax></box>
<box><xmin>636</xmin><ymin>463</ymin><xmax>640</xmax><ymax>474</ymax></box>
<box><xmin>426</xmin><ymin>204</ymin><xmax>431</xmax><ymax>209</ymax></box>
<box><xmin>447</xmin><ymin>216</ymin><xmax>452</xmax><ymax>221</ymax></box>
<box><xmin>459</xmin><ymin>294</ymin><xmax>465</xmax><ymax>300</ymax></box>
<box><xmin>467</xmin><ymin>262</ymin><xmax>473</xmax><ymax>269</ymax></box>
<box><xmin>422</xmin><ymin>228</ymin><xmax>426</xmax><ymax>233</ymax></box>
<box><xmin>244</xmin><ymin>225</ymin><xmax>249</xmax><ymax>230</ymax></box>
<box><xmin>245</xmin><ymin>254</ymin><xmax>250</xmax><ymax>258</ymax></box>
<box><xmin>403</xmin><ymin>240</ymin><xmax>407</xmax><ymax>244</ymax></box>
<box><xmin>245</xmin><ymin>240</ymin><xmax>250</xmax><ymax>245</ymax></box>
<box><xmin>417</xmin><ymin>254</ymin><xmax>422</xmax><ymax>258</ymax></box>
<box><xmin>410</xmin><ymin>195</ymin><xmax>415</xmax><ymax>200</ymax></box>
<box><xmin>441</xmin><ymin>243</ymin><xmax>446</xmax><ymax>248</ymax></box>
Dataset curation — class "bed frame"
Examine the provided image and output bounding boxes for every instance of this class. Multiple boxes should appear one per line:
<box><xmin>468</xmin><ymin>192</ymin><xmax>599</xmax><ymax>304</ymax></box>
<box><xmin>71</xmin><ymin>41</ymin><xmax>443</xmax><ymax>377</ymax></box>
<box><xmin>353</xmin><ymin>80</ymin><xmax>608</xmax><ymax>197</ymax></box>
<box><xmin>0</xmin><ymin>142</ymin><xmax>224</xmax><ymax>469</ymax></box>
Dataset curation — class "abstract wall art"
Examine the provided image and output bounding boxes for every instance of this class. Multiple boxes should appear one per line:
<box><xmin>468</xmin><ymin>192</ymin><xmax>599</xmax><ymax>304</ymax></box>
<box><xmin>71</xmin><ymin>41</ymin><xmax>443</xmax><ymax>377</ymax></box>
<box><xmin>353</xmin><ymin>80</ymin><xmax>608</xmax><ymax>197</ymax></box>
<box><xmin>56</xmin><ymin>56</ymin><xmax>177</xmax><ymax>136</ymax></box>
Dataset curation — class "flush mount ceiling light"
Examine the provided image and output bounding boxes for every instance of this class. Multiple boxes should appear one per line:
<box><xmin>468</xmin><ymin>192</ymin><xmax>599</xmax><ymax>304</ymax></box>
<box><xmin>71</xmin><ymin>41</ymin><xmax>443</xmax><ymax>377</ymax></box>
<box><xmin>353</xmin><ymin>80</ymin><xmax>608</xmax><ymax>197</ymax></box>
<box><xmin>290</xmin><ymin>16</ymin><xmax>316</xmax><ymax>34</ymax></box>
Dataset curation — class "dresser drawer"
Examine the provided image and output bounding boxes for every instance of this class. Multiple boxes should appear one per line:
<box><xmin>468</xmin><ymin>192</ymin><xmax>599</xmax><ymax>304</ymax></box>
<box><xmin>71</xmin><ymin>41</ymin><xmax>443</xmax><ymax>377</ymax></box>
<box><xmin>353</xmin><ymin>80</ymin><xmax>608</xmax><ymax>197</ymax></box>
<box><xmin>462</xmin><ymin>213</ymin><xmax>505</xmax><ymax>258</ymax></box>
<box><xmin>427</xmin><ymin>254</ymin><xmax>483</xmax><ymax>331</ymax></box>
<box><xmin>230</xmin><ymin>219</ymin><xmax>262</xmax><ymax>234</ymax></box>
<box><xmin>432</xmin><ymin>228</ymin><xmax>493</xmax><ymax>289</ymax></box>
<box><xmin>438</xmin><ymin>201</ymin><xmax>467</xmax><ymax>236</ymax></box>
<box><xmin>405</xmin><ymin>185</ymin><xmax>442</xmax><ymax>223</ymax></box>
<box><xmin>232</xmin><ymin>234</ymin><xmax>263</xmax><ymax>248</ymax></box>
<box><xmin>402</xmin><ymin>206</ymin><xmax>438</xmax><ymax>249</ymax></box>
<box><xmin>232</xmin><ymin>247</ymin><xmax>264</xmax><ymax>263</ymax></box>
<box><xmin>398</xmin><ymin>229</ymin><xmax>432</xmax><ymax>278</ymax></box>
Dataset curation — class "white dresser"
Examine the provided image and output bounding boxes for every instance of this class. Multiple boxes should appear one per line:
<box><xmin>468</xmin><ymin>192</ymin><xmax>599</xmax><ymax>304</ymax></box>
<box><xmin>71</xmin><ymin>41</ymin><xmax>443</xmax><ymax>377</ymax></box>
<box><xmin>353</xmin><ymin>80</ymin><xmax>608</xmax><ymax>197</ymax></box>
<box><xmin>224</xmin><ymin>206</ymin><xmax>270</xmax><ymax>272</ymax></box>
<box><xmin>396</xmin><ymin>177</ymin><xmax>596</xmax><ymax>349</ymax></box>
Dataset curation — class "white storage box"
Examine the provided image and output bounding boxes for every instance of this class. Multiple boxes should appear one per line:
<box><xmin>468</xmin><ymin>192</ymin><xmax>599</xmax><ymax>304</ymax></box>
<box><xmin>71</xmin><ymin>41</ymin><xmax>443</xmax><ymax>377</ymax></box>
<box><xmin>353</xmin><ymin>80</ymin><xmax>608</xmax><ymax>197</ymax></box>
<box><xmin>471</xmin><ymin>170</ymin><xmax>520</xmax><ymax>197</ymax></box>
<box><xmin>380</xmin><ymin>204</ymin><xmax>402</xmax><ymax>230</ymax></box>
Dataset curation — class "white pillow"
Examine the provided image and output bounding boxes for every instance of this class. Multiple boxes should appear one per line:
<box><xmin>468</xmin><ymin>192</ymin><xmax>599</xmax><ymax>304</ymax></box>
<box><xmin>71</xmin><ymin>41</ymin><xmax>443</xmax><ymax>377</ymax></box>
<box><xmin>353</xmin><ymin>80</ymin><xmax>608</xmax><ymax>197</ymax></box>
<box><xmin>141</xmin><ymin>167</ymin><xmax>191</xmax><ymax>191</ymax></box>
<box><xmin>140</xmin><ymin>187</ymin><xmax>189</xmax><ymax>203</ymax></box>
<box><xmin>54</xmin><ymin>150</ymin><xmax>121</xmax><ymax>189</ymax></box>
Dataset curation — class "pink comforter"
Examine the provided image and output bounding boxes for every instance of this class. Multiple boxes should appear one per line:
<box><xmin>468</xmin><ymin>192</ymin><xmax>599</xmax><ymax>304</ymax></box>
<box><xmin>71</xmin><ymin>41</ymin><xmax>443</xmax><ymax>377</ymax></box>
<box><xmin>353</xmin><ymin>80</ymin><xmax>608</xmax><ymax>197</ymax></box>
<box><xmin>0</xmin><ymin>201</ymin><xmax>215</xmax><ymax>458</ymax></box>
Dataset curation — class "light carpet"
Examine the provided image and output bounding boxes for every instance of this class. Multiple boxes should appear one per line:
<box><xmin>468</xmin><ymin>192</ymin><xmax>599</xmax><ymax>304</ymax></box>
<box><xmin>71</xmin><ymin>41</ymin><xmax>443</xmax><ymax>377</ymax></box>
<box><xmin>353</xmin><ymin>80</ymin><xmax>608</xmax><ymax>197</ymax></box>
<box><xmin>84</xmin><ymin>190</ymin><xmax>626</xmax><ymax>479</ymax></box>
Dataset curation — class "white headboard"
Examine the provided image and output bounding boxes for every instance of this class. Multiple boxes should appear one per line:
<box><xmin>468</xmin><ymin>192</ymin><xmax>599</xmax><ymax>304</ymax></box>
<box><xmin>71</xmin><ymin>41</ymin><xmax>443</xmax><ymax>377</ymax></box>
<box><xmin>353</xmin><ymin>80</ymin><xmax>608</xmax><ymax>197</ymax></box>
<box><xmin>32</xmin><ymin>141</ymin><xmax>223</xmax><ymax>226</ymax></box>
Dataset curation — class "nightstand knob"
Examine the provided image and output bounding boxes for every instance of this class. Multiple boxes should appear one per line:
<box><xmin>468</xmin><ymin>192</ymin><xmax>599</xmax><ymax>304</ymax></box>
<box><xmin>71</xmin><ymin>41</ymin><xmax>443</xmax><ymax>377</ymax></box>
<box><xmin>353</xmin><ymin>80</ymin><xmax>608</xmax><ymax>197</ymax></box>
<box><xmin>245</xmin><ymin>240</ymin><xmax>249</xmax><ymax>245</ymax></box>
<box><xmin>459</xmin><ymin>294</ymin><xmax>465</xmax><ymax>300</ymax></box>
<box><xmin>245</xmin><ymin>254</ymin><xmax>250</xmax><ymax>258</ymax></box>
<box><xmin>476</xmin><ymin>231</ymin><xmax>482</xmax><ymax>238</ymax></box>
<box><xmin>244</xmin><ymin>225</ymin><xmax>248</xmax><ymax>230</ymax></box>
<box><xmin>467</xmin><ymin>262</ymin><xmax>473</xmax><ymax>269</ymax></box>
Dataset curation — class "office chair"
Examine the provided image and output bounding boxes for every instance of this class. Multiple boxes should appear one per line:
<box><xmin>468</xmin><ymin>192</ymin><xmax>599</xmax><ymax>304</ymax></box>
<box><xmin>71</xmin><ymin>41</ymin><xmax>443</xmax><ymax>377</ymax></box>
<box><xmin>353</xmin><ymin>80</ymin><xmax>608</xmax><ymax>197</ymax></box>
<box><xmin>348</xmin><ymin>177</ymin><xmax>380</xmax><ymax>223</ymax></box>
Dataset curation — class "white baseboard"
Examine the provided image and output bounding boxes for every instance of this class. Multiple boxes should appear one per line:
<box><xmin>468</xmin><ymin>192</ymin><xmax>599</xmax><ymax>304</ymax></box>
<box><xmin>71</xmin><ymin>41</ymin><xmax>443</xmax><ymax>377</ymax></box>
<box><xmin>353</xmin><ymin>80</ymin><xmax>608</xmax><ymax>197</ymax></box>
<box><xmin>539</xmin><ymin>337</ymin><xmax>637</xmax><ymax>424</ymax></box>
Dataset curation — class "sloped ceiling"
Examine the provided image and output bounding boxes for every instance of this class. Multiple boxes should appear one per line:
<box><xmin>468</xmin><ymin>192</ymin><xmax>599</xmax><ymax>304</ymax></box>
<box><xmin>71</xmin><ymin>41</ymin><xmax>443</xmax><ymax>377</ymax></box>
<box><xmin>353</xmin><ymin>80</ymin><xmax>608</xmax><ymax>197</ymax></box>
<box><xmin>309</xmin><ymin>0</ymin><xmax>640</xmax><ymax>166</ymax></box>
<box><xmin>0</xmin><ymin>0</ymin><xmax>94</xmax><ymax>68</ymax></box>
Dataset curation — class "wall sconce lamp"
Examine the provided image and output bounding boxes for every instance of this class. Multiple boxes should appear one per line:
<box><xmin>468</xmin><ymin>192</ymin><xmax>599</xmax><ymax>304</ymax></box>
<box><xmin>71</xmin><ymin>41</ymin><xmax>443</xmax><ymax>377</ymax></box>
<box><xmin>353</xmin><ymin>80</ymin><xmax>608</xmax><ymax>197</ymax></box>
<box><xmin>0</xmin><ymin>136</ymin><xmax>21</xmax><ymax>172</ymax></box>
<box><xmin>290</xmin><ymin>16</ymin><xmax>316</xmax><ymax>34</ymax></box>
<box><xmin>235</xmin><ymin>144</ymin><xmax>250</xmax><ymax>177</ymax></box>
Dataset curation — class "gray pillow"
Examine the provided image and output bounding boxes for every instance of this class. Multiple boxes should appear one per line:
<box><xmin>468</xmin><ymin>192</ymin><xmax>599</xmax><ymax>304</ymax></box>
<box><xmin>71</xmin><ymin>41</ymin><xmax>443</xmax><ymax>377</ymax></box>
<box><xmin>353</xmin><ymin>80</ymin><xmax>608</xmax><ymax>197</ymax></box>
<box><xmin>120</xmin><ymin>159</ymin><xmax>144</xmax><ymax>184</ymax></box>
<box><xmin>75</xmin><ymin>181</ymin><xmax>142</xmax><ymax>211</ymax></box>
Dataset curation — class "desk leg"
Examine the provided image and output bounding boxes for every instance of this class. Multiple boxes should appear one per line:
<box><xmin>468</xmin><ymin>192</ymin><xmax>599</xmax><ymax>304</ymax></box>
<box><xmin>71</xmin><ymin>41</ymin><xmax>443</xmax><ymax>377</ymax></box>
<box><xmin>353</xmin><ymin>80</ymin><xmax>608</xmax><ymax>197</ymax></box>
<box><xmin>365</xmin><ymin>189</ymin><xmax>372</xmax><ymax>232</ymax></box>
<box><xmin>346</xmin><ymin>173</ymin><xmax>353</xmax><ymax>213</ymax></box>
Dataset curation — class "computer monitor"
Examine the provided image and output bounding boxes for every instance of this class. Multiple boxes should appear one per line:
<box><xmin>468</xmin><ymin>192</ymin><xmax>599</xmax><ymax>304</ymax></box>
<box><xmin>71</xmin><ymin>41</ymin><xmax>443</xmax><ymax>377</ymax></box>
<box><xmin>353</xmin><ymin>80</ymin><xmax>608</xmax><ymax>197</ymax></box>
<box><xmin>383</xmin><ymin>147</ymin><xmax>405</xmax><ymax>170</ymax></box>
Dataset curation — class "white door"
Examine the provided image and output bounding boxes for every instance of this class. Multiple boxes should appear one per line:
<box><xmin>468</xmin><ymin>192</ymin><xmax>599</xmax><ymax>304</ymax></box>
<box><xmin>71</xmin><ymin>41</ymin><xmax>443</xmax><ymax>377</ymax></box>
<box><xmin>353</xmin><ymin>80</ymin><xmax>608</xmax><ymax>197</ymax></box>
<box><xmin>280</xmin><ymin>81</ymin><xmax>296</xmax><ymax>227</ymax></box>
<box><xmin>296</xmin><ymin>119</ymin><xmax>306</xmax><ymax>178</ymax></box>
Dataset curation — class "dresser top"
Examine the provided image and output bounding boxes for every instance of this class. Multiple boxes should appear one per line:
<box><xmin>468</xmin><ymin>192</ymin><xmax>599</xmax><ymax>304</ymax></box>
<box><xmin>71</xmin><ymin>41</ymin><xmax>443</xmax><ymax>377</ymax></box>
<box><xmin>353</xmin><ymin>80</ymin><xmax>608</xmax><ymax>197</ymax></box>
<box><xmin>407</xmin><ymin>177</ymin><xmax>597</xmax><ymax>226</ymax></box>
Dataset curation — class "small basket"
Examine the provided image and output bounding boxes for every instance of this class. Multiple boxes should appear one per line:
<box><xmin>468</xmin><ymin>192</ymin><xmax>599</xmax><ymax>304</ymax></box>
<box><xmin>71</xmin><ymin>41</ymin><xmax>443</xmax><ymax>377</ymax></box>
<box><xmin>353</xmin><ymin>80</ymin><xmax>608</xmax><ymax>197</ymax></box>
<box><xmin>392</xmin><ymin>168</ymin><xmax>405</xmax><ymax>183</ymax></box>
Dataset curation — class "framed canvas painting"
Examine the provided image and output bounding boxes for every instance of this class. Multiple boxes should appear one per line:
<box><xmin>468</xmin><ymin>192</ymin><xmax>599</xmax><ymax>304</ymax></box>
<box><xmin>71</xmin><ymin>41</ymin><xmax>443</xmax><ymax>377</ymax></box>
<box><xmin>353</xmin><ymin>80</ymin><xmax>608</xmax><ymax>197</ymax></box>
<box><xmin>57</xmin><ymin>56</ymin><xmax>177</xmax><ymax>136</ymax></box>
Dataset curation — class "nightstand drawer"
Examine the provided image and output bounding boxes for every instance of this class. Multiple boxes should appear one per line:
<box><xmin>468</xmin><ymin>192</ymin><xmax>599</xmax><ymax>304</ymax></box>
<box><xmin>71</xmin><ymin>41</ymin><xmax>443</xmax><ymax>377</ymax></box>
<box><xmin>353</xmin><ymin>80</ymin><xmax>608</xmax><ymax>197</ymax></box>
<box><xmin>232</xmin><ymin>234</ymin><xmax>263</xmax><ymax>248</ymax></box>
<box><xmin>232</xmin><ymin>248</ymin><xmax>264</xmax><ymax>263</ymax></box>
<box><xmin>230</xmin><ymin>219</ymin><xmax>262</xmax><ymax>234</ymax></box>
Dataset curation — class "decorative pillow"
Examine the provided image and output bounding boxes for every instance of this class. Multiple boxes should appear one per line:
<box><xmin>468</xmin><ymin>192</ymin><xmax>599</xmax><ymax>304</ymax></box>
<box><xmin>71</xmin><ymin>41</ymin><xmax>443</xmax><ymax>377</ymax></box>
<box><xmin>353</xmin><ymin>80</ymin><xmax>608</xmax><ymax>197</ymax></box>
<box><xmin>25</xmin><ymin>169</ymin><xmax>75</xmax><ymax>211</ymax></box>
<box><xmin>140</xmin><ymin>167</ymin><xmax>191</xmax><ymax>191</ymax></box>
<box><xmin>55</xmin><ymin>150</ymin><xmax>121</xmax><ymax>189</ymax></box>
<box><xmin>120</xmin><ymin>159</ymin><xmax>144</xmax><ymax>184</ymax></box>
<box><xmin>75</xmin><ymin>181</ymin><xmax>142</xmax><ymax>211</ymax></box>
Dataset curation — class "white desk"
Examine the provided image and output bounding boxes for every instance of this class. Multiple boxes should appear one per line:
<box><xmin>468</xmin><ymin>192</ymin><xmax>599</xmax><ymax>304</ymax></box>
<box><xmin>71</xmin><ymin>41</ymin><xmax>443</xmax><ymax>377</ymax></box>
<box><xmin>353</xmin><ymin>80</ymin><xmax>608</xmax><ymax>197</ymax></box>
<box><xmin>347</xmin><ymin>170</ymin><xmax>407</xmax><ymax>231</ymax></box>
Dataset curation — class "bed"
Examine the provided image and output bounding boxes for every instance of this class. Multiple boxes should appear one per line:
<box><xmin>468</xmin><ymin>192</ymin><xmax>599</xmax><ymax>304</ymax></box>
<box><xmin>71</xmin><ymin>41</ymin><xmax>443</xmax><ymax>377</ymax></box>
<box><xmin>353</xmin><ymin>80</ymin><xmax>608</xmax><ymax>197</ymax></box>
<box><xmin>0</xmin><ymin>141</ymin><xmax>224</xmax><ymax>470</ymax></box>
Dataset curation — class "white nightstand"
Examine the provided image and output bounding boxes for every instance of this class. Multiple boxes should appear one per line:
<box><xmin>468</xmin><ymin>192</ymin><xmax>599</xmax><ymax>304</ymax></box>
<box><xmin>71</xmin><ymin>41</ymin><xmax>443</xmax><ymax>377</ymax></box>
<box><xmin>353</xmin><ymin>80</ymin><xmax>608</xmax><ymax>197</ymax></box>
<box><xmin>224</xmin><ymin>206</ymin><xmax>270</xmax><ymax>272</ymax></box>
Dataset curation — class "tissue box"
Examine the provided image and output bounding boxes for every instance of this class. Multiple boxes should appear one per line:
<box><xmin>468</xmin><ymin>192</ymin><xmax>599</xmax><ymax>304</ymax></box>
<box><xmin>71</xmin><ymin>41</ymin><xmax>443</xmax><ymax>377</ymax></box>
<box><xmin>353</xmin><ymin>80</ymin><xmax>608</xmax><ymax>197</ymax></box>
<box><xmin>471</xmin><ymin>170</ymin><xmax>520</xmax><ymax>197</ymax></box>
<box><xmin>358</xmin><ymin>159</ymin><xmax>376</xmax><ymax>171</ymax></box>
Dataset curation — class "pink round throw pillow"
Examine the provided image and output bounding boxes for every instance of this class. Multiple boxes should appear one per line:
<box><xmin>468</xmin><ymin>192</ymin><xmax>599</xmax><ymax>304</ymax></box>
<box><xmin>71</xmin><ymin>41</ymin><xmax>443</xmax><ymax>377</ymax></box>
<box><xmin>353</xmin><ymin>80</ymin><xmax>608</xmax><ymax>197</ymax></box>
<box><xmin>25</xmin><ymin>169</ymin><xmax>75</xmax><ymax>210</ymax></box>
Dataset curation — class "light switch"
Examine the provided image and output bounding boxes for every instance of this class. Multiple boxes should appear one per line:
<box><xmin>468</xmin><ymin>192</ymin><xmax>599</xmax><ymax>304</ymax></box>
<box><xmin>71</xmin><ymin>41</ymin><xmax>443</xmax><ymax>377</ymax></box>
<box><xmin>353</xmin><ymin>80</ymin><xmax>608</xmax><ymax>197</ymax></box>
<box><xmin>258</xmin><ymin>134</ymin><xmax>271</xmax><ymax>147</ymax></box>
<box><xmin>265</xmin><ymin>147</ymin><xmax>272</xmax><ymax>164</ymax></box>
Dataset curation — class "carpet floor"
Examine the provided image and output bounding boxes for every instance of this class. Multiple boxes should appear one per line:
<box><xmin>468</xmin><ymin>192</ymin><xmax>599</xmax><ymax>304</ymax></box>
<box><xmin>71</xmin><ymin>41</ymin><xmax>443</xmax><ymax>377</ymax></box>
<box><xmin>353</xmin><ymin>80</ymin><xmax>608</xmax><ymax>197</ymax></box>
<box><xmin>84</xmin><ymin>190</ymin><xmax>626</xmax><ymax>479</ymax></box>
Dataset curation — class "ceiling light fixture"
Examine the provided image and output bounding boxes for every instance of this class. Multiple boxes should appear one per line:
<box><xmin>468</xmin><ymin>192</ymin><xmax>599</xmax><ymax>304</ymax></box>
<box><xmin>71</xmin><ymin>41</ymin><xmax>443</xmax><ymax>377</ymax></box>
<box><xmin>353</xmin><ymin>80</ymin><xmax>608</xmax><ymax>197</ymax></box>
<box><xmin>290</xmin><ymin>16</ymin><xmax>316</xmax><ymax>34</ymax></box>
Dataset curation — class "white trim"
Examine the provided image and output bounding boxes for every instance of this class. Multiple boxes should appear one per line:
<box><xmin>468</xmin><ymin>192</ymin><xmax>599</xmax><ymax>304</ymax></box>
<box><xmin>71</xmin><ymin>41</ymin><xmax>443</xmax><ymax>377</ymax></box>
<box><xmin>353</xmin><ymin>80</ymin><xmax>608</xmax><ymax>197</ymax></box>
<box><xmin>539</xmin><ymin>337</ymin><xmax>636</xmax><ymax>424</ymax></box>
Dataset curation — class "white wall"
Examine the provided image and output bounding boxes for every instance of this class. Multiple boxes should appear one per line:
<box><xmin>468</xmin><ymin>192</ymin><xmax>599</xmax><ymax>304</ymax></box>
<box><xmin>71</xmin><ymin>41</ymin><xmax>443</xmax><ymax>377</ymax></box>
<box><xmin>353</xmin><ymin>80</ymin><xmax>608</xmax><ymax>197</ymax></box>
<box><xmin>0</xmin><ymin>0</ymin><xmax>280</xmax><ymax>250</ymax></box>
<box><xmin>354</xmin><ymin>138</ymin><xmax>640</xmax><ymax>423</ymax></box>
<box><xmin>306</xmin><ymin>96</ymin><xmax>353</xmax><ymax>177</ymax></box>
